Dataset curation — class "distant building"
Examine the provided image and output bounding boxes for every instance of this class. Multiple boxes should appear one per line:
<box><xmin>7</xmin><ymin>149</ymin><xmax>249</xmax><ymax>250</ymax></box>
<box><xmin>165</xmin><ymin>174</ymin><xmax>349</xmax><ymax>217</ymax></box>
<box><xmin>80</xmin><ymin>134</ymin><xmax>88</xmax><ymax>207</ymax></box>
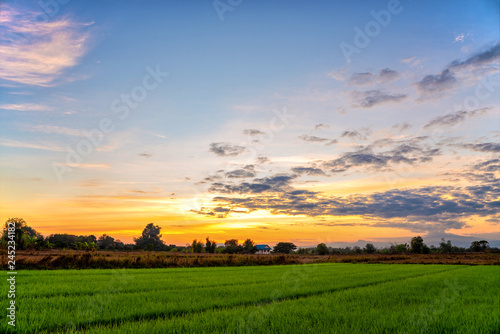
<box><xmin>255</xmin><ymin>244</ymin><xmax>272</xmax><ymax>254</ymax></box>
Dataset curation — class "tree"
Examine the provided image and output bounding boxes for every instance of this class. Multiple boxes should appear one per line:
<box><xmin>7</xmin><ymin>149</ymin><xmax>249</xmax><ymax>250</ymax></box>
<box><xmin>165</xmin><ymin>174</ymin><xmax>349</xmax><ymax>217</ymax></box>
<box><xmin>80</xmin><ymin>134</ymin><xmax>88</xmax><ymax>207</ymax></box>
<box><xmin>2</xmin><ymin>218</ymin><xmax>43</xmax><ymax>250</ymax></box>
<box><xmin>242</xmin><ymin>238</ymin><xmax>256</xmax><ymax>254</ymax></box>
<box><xmin>439</xmin><ymin>238</ymin><xmax>453</xmax><ymax>253</ymax></box>
<box><xmin>364</xmin><ymin>243</ymin><xmax>376</xmax><ymax>254</ymax></box>
<box><xmin>192</xmin><ymin>239</ymin><xmax>204</xmax><ymax>253</ymax></box>
<box><xmin>205</xmin><ymin>237</ymin><xmax>217</xmax><ymax>253</ymax></box>
<box><xmin>98</xmin><ymin>234</ymin><xmax>115</xmax><ymax>250</ymax></box>
<box><xmin>395</xmin><ymin>243</ymin><xmax>409</xmax><ymax>253</ymax></box>
<box><xmin>223</xmin><ymin>239</ymin><xmax>242</xmax><ymax>254</ymax></box>
<box><xmin>273</xmin><ymin>242</ymin><xmax>297</xmax><ymax>254</ymax></box>
<box><xmin>410</xmin><ymin>236</ymin><xmax>425</xmax><ymax>254</ymax></box>
<box><xmin>134</xmin><ymin>223</ymin><xmax>165</xmax><ymax>250</ymax></box>
<box><xmin>48</xmin><ymin>234</ymin><xmax>78</xmax><ymax>249</ymax></box>
<box><xmin>470</xmin><ymin>240</ymin><xmax>489</xmax><ymax>252</ymax></box>
<box><xmin>316</xmin><ymin>243</ymin><xmax>329</xmax><ymax>255</ymax></box>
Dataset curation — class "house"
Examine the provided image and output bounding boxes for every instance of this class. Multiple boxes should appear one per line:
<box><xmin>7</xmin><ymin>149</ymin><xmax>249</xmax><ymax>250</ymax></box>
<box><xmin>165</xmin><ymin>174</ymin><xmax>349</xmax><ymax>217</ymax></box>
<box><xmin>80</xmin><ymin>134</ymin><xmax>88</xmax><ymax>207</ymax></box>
<box><xmin>255</xmin><ymin>244</ymin><xmax>272</xmax><ymax>254</ymax></box>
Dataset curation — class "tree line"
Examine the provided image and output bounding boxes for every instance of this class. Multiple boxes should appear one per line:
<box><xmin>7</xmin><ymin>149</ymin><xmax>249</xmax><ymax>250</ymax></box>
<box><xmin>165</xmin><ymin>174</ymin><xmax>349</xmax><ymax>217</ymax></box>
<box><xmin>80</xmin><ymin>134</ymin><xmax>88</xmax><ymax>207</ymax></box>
<box><xmin>0</xmin><ymin>218</ymin><xmax>495</xmax><ymax>254</ymax></box>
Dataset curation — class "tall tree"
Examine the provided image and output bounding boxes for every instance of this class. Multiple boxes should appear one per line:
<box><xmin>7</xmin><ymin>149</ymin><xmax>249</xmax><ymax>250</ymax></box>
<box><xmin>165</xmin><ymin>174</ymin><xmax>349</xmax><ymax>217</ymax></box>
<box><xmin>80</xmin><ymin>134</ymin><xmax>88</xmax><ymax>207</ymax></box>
<box><xmin>242</xmin><ymin>238</ymin><xmax>256</xmax><ymax>254</ymax></box>
<box><xmin>2</xmin><ymin>218</ymin><xmax>42</xmax><ymax>250</ymax></box>
<box><xmin>205</xmin><ymin>237</ymin><xmax>217</xmax><ymax>253</ymax></box>
<box><xmin>273</xmin><ymin>242</ymin><xmax>297</xmax><ymax>254</ymax></box>
<box><xmin>410</xmin><ymin>236</ymin><xmax>425</xmax><ymax>253</ymax></box>
<box><xmin>134</xmin><ymin>223</ymin><xmax>165</xmax><ymax>250</ymax></box>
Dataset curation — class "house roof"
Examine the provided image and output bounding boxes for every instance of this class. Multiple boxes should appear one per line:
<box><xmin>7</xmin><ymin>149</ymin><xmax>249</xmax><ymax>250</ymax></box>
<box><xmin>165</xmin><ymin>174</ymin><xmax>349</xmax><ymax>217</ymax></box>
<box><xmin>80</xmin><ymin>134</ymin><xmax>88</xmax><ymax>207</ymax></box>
<box><xmin>255</xmin><ymin>244</ymin><xmax>271</xmax><ymax>250</ymax></box>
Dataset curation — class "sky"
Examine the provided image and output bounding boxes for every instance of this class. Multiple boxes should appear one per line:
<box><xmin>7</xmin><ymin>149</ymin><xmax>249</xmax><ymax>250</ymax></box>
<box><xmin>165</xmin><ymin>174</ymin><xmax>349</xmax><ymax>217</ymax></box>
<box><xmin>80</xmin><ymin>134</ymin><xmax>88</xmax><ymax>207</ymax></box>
<box><xmin>0</xmin><ymin>0</ymin><xmax>499</xmax><ymax>247</ymax></box>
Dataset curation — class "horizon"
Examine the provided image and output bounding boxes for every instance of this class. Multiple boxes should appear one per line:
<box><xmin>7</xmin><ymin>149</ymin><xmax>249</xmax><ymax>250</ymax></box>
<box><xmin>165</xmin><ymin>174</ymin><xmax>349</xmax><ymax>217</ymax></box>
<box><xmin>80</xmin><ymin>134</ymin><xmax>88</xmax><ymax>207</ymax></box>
<box><xmin>1</xmin><ymin>0</ymin><xmax>499</xmax><ymax>248</ymax></box>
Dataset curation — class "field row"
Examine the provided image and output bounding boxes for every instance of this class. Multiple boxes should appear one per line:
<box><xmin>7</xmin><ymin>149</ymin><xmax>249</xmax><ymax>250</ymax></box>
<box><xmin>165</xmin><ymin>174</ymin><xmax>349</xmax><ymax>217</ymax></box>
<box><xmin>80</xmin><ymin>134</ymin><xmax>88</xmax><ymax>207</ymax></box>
<box><xmin>1</xmin><ymin>264</ymin><xmax>498</xmax><ymax>333</ymax></box>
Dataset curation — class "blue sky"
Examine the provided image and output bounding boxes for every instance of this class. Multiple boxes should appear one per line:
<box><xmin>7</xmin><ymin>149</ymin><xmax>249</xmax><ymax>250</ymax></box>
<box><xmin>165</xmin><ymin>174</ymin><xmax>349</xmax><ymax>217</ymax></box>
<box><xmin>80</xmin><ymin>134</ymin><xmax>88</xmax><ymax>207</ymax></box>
<box><xmin>0</xmin><ymin>0</ymin><xmax>499</xmax><ymax>247</ymax></box>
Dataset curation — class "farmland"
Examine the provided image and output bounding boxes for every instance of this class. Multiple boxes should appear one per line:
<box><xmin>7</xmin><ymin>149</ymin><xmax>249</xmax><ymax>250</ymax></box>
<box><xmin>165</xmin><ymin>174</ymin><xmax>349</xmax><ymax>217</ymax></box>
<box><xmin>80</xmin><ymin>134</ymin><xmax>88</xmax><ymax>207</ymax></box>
<box><xmin>2</xmin><ymin>263</ymin><xmax>499</xmax><ymax>333</ymax></box>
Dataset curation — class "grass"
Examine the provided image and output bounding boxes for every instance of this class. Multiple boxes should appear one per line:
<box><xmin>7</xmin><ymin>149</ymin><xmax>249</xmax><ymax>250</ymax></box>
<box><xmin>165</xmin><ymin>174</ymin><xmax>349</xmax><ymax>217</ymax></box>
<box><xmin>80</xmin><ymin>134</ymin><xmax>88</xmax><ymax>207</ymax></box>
<box><xmin>1</xmin><ymin>264</ymin><xmax>498</xmax><ymax>333</ymax></box>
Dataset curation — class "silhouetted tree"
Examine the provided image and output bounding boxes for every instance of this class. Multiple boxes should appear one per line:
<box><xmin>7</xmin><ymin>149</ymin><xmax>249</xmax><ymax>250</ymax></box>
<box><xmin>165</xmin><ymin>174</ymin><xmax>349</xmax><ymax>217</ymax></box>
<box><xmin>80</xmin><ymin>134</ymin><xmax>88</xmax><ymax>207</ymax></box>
<box><xmin>223</xmin><ymin>239</ymin><xmax>242</xmax><ymax>254</ymax></box>
<box><xmin>242</xmin><ymin>238</ymin><xmax>256</xmax><ymax>254</ymax></box>
<box><xmin>316</xmin><ymin>243</ymin><xmax>329</xmax><ymax>255</ymax></box>
<box><xmin>98</xmin><ymin>234</ymin><xmax>115</xmax><ymax>250</ymax></box>
<box><xmin>410</xmin><ymin>236</ymin><xmax>425</xmax><ymax>253</ymax></box>
<box><xmin>470</xmin><ymin>240</ymin><xmax>489</xmax><ymax>252</ymax></box>
<box><xmin>134</xmin><ymin>223</ymin><xmax>165</xmax><ymax>250</ymax></box>
<box><xmin>192</xmin><ymin>239</ymin><xmax>204</xmax><ymax>253</ymax></box>
<box><xmin>205</xmin><ymin>237</ymin><xmax>217</xmax><ymax>253</ymax></box>
<box><xmin>364</xmin><ymin>243</ymin><xmax>376</xmax><ymax>254</ymax></box>
<box><xmin>273</xmin><ymin>242</ymin><xmax>297</xmax><ymax>254</ymax></box>
<box><xmin>2</xmin><ymin>218</ymin><xmax>43</xmax><ymax>250</ymax></box>
<box><xmin>439</xmin><ymin>238</ymin><xmax>453</xmax><ymax>253</ymax></box>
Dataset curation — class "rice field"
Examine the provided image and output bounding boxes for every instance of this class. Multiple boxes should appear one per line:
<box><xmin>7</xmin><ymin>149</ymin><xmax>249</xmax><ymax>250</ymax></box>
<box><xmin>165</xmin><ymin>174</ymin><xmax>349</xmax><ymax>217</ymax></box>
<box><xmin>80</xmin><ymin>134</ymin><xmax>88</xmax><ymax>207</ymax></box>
<box><xmin>2</xmin><ymin>263</ymin><xmax>499</xmax><ymax>333</ymax></box>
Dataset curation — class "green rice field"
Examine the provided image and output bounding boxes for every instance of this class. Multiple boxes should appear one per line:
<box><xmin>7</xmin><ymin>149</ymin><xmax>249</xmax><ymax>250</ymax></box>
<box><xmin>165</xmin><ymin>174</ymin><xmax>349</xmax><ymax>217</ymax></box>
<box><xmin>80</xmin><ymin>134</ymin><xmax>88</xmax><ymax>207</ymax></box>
<box><xmin>2</xmin><ymin>263</ymin><xmax>499</xmax><ymax>333</ymax></box>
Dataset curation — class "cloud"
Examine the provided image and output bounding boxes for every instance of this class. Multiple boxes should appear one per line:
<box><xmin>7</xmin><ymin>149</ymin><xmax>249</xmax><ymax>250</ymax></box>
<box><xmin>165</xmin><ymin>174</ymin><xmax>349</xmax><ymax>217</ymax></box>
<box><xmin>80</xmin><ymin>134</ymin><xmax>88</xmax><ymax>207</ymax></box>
<box><xmin>415</xmin><ymin>43</ymin><xmax>500</xmax><ymax>97</ymax></box>
<box><xmin>291</xmin><ymin>167</ymin><xmax>325</xmax><ymax>176</ymax></box>
<box><xmin>243</xmin><ymin>129</ymin><xmax>265</xmax><ymax>136</ymax></box>
<box><xmin>0</xmin><ymin>138</ymin><xmax>63</xmax><ymax>151</ymax></box>
<box><xmin>348</xmin><ymin>68</ymin><xmax>400</xmax><ymax>86</ymax></box>
<box><xmin>208</xmin><ymin>174</ymin><xmax>296</xmax><ymax>195</ymax></box>
<box><xmin>298</xmin><ymin>135</ymin><xmax>330</xmax><ymax>143</ymax></box>
<box><xmin>349</xmin><ymin>72</ymin><xmax>374</xmax><ymax>85</ymax></box>
<box><xmin>351</xmin><ymin>90</ymin><xmax>407</xmax><ymax>108</ymax></box>
<box><xmin>322</xmin><ymin>141</ymin><xmax>439</xmax><ymax>173</ymax></box>
<box><xmin>459</xmin><ymin>142</ymin><xmax>500</xmax><ymax>153</ymax></box>
<box><xmin>327</xmin><ymin>69</ymin><xmax>346</xmax><ymax>81</ymax></box>
<box><xmin>392</xmin><ymin>122</ymin><xmax>412</xmax><ymax>132</ymax></box>
<box><xmin>314</xmin><ymin>124</ymin><xmax>330</xmax><ymax>131</ymax></box>
<box><xmin>139</xmin><ymin>152</ymin><xmax>153</xmax><ymax>158</ymax></box>
<box><xmin>0</xmin><ymin>5</ymin><xmax>93</xmax><ymax>86</ymax></box>
<box><xmin>209</xmin><ymin>142</ymin><xmax>246</xmax><ymax>157</ymax></box>
<box><xmin>424</xmin><ymin>108</ymin><xmax>488</xmax><ymax>128</ymax></box>
<box><xmin>340</xmin><ymin>128</ymin><xmax>371</xmax><ymax>140</ymax></box>
<box><xmin>24</xmin><ymin>125</ymin><xmax>83</xmax><ymax>136</ymax></box>
<box><xmin>448</xmin><ymin>42</ymin><xmax>500</xmax><ymax>70</ymax></box>
<box><xmin>0</xmin><ymin>103</ymin><xmax>54</xmax><ymax>111</ymax></box>
<box><xmin>416</xmin><ymin>69</ymin><xmax>457</xmax><ymax>95</ymax></box>
<box><xmin>225</xmin><ymin>165</ymin><xmax>256</xmax><ymax>178</ymax></box>
<box><xmin>378</xmin><ymin>68</ymin><xmax>400</xmax><ymax>83</ymax></box>
<box><xmin>196</xmin><ymin>182</ymin><xmax>499</xmax><ymax>230</ymax></box>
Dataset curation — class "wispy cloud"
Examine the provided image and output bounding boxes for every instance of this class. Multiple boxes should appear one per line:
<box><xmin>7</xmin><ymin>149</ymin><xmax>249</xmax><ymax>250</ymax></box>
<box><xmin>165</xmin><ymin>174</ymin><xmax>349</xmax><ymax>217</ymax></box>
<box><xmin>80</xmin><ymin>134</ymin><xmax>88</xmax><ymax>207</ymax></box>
<box><xmin>24</xmin><ymin>125</ymin><xmax>84</xmax><ymax>136</ymax></box>
<box><xmin>351</xmin><ymin>90</ymin><xmax>407</xmax><ymax>108</ymax></box>
<box><xmin>0</xmin><ymin>138</ymin><xmax>63</xmax><ymax>151</ymax></box>
<box><xmin>0</xmin><ymin>5</ymin><xmax>93</xmax><ymax>86</ymax></box>
<box><xmin>0</xmin><ymin>103</ymin><xmax>53</xmax><ymax>111</ymax></box>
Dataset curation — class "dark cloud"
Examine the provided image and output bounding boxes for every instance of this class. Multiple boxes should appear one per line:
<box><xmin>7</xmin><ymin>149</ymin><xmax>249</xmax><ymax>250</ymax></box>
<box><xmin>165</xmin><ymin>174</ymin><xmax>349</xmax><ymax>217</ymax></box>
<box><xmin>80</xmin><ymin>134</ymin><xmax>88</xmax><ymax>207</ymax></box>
<box><xmin>416</xmin><ymin>43</ymin><xmax>500</xmax><ymax>97</ymax></box>
<box><xmin>348</xmin><ymin>68</ymin><xmax>400</xmax><ymax>86</ymax></box>
<box><xmin>392</xmin><ymin>122</ymin><xmax>412</xmax><ymax>132</ymax></box>
<box><xmin>225</xmin><ymin>165</ymin><xmax>256</xmax><ymax>178</ymax></box>
<box><xmin>139</xmin><ymin>152</ymin><xmax>153</xmax><ymax>158</ymax></box>
<box><xmin>416</xmin><ymin>69</ymin><xmax>456</xmax><ymax>95</ymax></box>
<box><xmin>314</xmin><ymin>124</ymin><xmax>330</xmax><ymax>130</ymax></box>
<box><xmin>449</xmin><ymin>42</ymin><xmax>500</xmax><ymax>70</ymax></box>
<box><xmin>424</xmin><ymin>108</ymin><xmax>488</xmax><ymax>128</ymax></box>
<box><xmin>197</xmin><ymin>183</ymin><xmax>499</xmax><ymax>229</ymax></box>
<box><xmin>243</xmin><ymin>129</ymin><xmax>265</xmax><ymax>136</ymax></box>
<box><xmin>208</xmin><ymin>174</ymin><xmax>296</xmax><ymax>195</ymax></box>
<box><xmin>298</xmin><ymin>135</ymin><xmax>329</xmax><ymax>143</ymax></box>
<box><xmin>321</xmin><ymin>142</ymin><xmax>439</xmax><ymax>173</ymax></box>
<box><xmin>256</xmin><ymin>156</ymin><xmax>269</xmax><ymax>164</ymax></box>
<box><xmin>459</xmin><ymin>142</ymin><xmax>500</xmax><ymax>153</ymax></box>
<box><xmin>378</xmin><ymin>68</ymin><xmax>400</xmax><ymax>83</ymax></box>
<box><xmin>349</xmin><ymin>72</ymin><xmax>374</xmax><ymax>85</ymax></box>
<box><xmin>291</xmin><ymin>167</ymin><xmax>325</xmax><ymax>176</ymax></box>
<box><xmin>209</xmin><ymin>142</ymin><xmax>246</xmax><ymax>157</ymax></box>
<box><xmin>340</xmin><ymin>128</ymin><xmax>371</xmax><ymax>140</ymax></box>
<box><xmin>351</xmin><ymin>90</ymin><xmax>407</xmax><ymax>108</ymax></box>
